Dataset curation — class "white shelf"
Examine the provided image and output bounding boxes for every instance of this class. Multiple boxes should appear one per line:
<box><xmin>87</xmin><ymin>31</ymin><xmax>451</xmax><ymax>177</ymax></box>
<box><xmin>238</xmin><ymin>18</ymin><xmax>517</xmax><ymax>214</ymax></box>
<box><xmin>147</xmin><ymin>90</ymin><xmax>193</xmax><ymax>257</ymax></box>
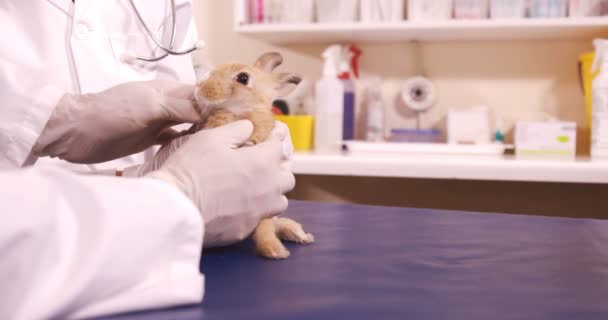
<box><xmin>236</xmin><ymin>18</ymin><xmax>608</xmax><ymax>44</ymax></box>
<box><xmin>291</xmin><ymin>151</ymin><xmax>608</xmax><ymax>184</ymax></box>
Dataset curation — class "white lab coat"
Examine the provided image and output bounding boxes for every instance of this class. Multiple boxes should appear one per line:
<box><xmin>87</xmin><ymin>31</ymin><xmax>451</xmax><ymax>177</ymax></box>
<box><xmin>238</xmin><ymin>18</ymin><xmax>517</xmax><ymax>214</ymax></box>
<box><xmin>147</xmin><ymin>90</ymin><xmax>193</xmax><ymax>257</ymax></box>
<box><xmin>0</xmin><ymin>166</ymin><xmax>204</xmax><ymax>320</ymax></box>
<box><xmin>0</xmin><ymin>0</ymin><xmax>198</xmax><ymax>171</ymax></box>
<box><xmin>0</xmin><ymin>0</ymin><xmax>206</xmax><ymax>319</ymax></box>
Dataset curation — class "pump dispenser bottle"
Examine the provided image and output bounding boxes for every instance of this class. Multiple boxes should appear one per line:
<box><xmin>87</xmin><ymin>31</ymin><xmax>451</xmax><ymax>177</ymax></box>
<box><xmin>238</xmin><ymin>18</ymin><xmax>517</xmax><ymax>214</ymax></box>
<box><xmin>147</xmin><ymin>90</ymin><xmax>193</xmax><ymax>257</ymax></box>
<box><xmin>314</xmin><ymin>45</ymin><xmax>344</xmax><ymax>151</ymax></box>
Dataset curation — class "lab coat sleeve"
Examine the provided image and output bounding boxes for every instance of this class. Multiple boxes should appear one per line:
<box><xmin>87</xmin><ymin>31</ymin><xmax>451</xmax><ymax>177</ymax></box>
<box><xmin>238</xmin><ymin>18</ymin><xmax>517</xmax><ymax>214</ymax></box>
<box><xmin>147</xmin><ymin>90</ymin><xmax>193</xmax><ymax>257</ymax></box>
<box><xmin>0</xmin><ymin>166</ymin><xmax>205</xmax><ymax>320</ymax></box>
<box><xmin>0</xmin><ymin>11</ymin><xmax>66</xmax><ymax>169</ymax></box>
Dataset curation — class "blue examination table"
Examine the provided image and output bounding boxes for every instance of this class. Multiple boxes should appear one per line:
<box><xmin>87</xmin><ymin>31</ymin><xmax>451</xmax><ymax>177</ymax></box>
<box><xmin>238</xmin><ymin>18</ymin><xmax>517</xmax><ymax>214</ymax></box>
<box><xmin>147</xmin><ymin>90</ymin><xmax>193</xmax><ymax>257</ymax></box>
<box><xmin>104</xmin><ymin>200</ymin><xmax>608</xmax><ymax>320</ymax></box>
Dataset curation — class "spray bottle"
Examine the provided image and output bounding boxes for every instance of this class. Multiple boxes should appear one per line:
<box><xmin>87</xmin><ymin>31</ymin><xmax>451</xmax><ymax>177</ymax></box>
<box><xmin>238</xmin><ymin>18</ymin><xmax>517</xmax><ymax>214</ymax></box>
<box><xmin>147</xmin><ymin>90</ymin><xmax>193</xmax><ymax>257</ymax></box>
<box><xmin>338</xmin><ymin>45</ymin><xmax>362</xmax><ymax>141</ymax></box>
<box><xmin>314</xmin><ymin>45</ymin><xmax>344</xmax><ymax>151</ymax></box>
<box><xmin>591</xmin><ymin>39</ymin><xmax>608</xmax><ymax>159</ymax></box>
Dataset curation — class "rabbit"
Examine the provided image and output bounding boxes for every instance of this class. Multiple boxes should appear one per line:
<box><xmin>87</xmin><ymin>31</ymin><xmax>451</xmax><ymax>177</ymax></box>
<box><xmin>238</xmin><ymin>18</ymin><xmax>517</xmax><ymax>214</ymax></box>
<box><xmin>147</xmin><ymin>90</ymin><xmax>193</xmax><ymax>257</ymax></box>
<box><xmin>191</xmin><ymin>52</ymin><xmax>315</xmax><ymax>259</ymax></box>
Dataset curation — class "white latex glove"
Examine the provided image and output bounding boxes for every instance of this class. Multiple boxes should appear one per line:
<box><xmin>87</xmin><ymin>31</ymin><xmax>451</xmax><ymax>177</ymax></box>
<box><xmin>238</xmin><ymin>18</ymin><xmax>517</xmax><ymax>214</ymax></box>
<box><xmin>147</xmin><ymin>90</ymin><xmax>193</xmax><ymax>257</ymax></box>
<box><xmin>32</xmin><ymin>80</ymin><xmax>206</xmax><ymax>164</ymax></box>
<box><xmin>123</xmin><ymin>120</ymin><xmax>294</xmax><ymax>177</ymax></box>
<box><xmin>147</xmin><ymin>120</ymin><xmax>295</xmax><ymax>248</ymax></box>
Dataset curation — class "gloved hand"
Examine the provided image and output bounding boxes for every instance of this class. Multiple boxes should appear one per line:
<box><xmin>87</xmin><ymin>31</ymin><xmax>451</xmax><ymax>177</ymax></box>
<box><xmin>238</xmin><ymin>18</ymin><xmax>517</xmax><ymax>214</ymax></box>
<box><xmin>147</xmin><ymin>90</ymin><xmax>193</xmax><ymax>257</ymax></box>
<box><xmin>122</xmin><ymin>120</ymin><xmax>294</xmax><ymax>177</ymax></box>
<box><xmin>32</xmin><ymin>80</ymin><xmax>206</xmax><ymax>164</ymax></box>
<box><xmin>147</xmin><ymin>120</ymin><xmax>295</xmax><ymax>248</ymax></box>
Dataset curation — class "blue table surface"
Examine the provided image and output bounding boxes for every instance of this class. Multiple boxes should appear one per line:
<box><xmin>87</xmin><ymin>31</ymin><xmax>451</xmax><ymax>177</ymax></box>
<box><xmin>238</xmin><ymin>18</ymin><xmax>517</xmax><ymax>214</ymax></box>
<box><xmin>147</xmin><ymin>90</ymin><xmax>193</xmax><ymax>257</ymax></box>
<box><xmin>103</xmin><ymin>201</ymin><xmax>608</xmax><ymax>320</ymax></box>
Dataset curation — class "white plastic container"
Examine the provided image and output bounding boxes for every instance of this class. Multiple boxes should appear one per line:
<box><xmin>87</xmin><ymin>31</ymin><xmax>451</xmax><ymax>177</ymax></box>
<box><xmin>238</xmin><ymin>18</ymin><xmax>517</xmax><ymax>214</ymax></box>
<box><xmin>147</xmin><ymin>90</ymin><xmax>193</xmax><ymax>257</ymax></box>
<box><xmin>529</xmin><ymin>0</ymin><xmax>568</xmax><ymax>18</ymax></box>
<box><xmin>360</xmin><ymin>0</ymin><xmax>404</xmax><ymax>22</ymax></box>
<box><xmin>490</xmin><ymin>0</ymin><xmax>527</xmax><ymax>19</ymax></box>
<box><xmin>569</xmin><ymin>0</ymin><xmax>603</xmax><ymax>17</ymax></box>
<box><xmin>447</xmin><ymin>106</ymin><xmax>492</xmax><ymax>145</ymax></box>
<box><xmin>407</xmin><ymin>0</ymin><xmax>453</xmax><ymax>21</ymax></box>
<box><xmin>280</xmin><ymin>0</ymin><xmax>314</xmax><ymax>23</ymax></box>
<box><xmin>591</xmin><ymin>39</ymin><xmax>608</xmax><ymax>159</ymax></box>
<box><xmin>314</xmin><ymin>45</ymin><xmax>344</xmax><ymax>151</ymax></box>
<box><xmin>316</xmin><ymin>0</ymin><xmax>359</xmax><ymax>23</ymax></box>
<box><xmin>365</xmin><ymin>81</ymin><xmax>385</xmax><ymax>142</ymax></box>
<box><xmin>454</xmin><ymin>0</ymin><xmax>489</xmax><ymax>19</ymax></box>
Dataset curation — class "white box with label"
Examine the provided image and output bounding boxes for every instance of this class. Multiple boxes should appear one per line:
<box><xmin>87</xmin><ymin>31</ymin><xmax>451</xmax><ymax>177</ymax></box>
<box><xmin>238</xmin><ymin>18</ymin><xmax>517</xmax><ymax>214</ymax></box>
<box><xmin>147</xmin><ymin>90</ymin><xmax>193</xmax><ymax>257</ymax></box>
<box><xmin>515</xmin><ymin>121</ymin><xmax>577</xmax><ymax>158</ymax></box>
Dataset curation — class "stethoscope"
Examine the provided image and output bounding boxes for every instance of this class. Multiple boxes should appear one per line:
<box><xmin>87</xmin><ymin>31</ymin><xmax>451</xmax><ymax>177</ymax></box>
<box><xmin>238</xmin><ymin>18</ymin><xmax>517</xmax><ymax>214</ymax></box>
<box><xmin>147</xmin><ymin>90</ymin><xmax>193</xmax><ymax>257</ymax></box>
<box><xmin>123</xmin><ymin>0</ymin><xmax>205</xmax><ymax>62</ymax></box>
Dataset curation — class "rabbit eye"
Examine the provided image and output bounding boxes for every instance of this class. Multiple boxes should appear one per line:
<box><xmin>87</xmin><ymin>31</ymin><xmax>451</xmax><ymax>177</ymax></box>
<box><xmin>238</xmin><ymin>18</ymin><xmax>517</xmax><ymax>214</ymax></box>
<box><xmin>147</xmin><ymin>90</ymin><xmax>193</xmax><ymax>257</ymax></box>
<box><xmin>236</xmin><ymin>72</ymin><xmax>249</xmax><ymax>85</ymax></box>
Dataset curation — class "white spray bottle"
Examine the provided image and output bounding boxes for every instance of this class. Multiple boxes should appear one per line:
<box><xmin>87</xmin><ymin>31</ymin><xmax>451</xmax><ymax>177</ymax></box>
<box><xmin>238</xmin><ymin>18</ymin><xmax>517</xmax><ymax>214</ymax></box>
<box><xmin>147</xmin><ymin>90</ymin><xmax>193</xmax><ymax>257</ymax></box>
<box><xmin>314</xmin><ymin>45</ymin><xmax>344</xmax><ymax>151</ymax></box>
<box><xmin>591</xmin><ymin>39</ymin><xmax>608</xmax><ymax>159</ymax></box>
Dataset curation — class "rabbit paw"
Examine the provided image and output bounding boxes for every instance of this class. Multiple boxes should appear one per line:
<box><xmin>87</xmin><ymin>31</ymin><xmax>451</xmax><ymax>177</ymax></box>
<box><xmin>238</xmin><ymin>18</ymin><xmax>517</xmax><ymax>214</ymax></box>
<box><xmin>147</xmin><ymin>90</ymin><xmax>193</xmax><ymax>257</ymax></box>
<box><xmin>290</xmin><ymin>232</ymin><xmax>314</xmax><ymax>244</ymax></box>
<box><xmin>257</xmin><ymin>241</ymin><xmax>291</xmax><ymax>260</ymax></box>
<box><xmin>276</xmin><ymin>217</ymin><xmax>315</xmax><ymax>245</ymax></box>
<box><xmin>247</xmin><ymin>134</ymin><xmax>265</xmax><ymax>145</ymax></box>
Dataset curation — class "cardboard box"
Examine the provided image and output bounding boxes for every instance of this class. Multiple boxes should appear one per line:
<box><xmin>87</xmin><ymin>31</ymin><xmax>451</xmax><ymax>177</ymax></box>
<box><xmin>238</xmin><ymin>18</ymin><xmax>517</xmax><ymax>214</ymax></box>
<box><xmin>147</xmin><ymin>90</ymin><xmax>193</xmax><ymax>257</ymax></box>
<box><xmin>515</xmin><ymin>121</ymin><xmax>577</xmax><ymax>158</ymax></box>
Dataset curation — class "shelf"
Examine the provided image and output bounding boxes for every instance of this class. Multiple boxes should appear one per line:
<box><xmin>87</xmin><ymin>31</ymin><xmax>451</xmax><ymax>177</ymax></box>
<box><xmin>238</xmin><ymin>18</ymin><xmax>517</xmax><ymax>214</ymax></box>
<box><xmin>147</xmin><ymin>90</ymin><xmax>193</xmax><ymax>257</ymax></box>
<box><xmin>291</xmin><ymin>151</ymin><xmax>608</xmax><ymax>184</ymax></box>
<box><xmin>235</xmin><ymin>18</ymin><xmax>608</xmax><ymax>44</ymax></box>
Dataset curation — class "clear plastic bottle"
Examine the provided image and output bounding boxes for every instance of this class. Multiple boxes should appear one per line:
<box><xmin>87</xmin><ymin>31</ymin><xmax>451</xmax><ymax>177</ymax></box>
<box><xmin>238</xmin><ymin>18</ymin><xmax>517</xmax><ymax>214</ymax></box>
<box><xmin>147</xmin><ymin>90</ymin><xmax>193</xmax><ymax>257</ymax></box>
<box><xmin>314</xmin><ymin>45</ymin><xmax>344</xmax><ymax>151</ymax></box>
<box><xmin>366</xmin><ymin>81</ymin><xmax>385</xmax><ymax>142</ymax></box>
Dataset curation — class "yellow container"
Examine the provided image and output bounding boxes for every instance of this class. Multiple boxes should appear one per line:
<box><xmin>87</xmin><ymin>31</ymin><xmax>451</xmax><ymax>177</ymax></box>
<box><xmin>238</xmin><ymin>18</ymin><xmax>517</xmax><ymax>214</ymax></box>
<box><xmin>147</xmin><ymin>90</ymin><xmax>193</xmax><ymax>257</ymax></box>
<box><xmin>579</xmin><ymin>52</ymin><xmax>600</xmax><ymax>128</ymax></box>
<box><xmin>275</xmin><ymin>115</ymin><xmax>314</xmax><ymax>151</ymax></box>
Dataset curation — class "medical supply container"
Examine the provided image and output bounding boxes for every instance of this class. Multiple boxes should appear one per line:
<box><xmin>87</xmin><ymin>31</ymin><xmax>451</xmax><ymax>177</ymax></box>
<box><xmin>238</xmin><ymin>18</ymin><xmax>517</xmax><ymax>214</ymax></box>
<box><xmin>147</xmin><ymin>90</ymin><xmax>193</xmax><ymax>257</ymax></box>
<box><xmin>360</xmin><ymin>0</ymin><xmax>404</xmax><ymax>22</ymax></box>
<box><xmin>580</xmin><ymin>52</ymin><xmax>598</xmax><ymax>129</ymax></box>
<box><xmin>447</xmin><ymin>106</ymin><xmax>492</xmax><ymax>145</ymax></box>
<box><xmin>529</xmin><ymin>0</ymin><xmax>567</xmax><ymax>18</ymax></box>
<box><xmin>515</xmin><ymin>122</ymin><xmax>577</xmax><ymax>158</ymax></box>
<box><xmin>490</xmin><ymin>0</ymin><xmax>527</xmax><ymax>18</ymax></box>
<box><xmin>407</xmin><ymin>0</ymin><xmax>453</xmax><ymax>21</ymax></box>
<box><xmin>316</xmin><ymin>0</ymin><xmax>359</xmax><ymax>23</ymax></box>
<box><xmin>365</xmin><ymin>81</ymin><xmax>386</xmax><ymax>142</ymax></box>
<box><xmin>338</xmin><ymin>45</ymin><xmax>361</xmax><ymax>141</ymax></box>
<box><xmin>314</xmin><ymin>45</ymin><xmax>344</xmax><ymax>151</ymax></box>
<box><xmin>569</xmin><ymin>0</ymin><xmax>603</xmax><ymax>17</ymax></box>
<box><xmin>454</xmin><ymin>0</ymin><xmax>489</xmax><ymax>19</ymax></box>
<box><xmin>591</xmin><ymin>39</ymin><xmax>608</xmax><ymax>159</ymax></box>
<box><xmin>280</xmin><ymin>0</ymin><xmax>314</xmax><ymax>23</ymax></box>
<box><xmin>275</xmin><ymin>115</ymin><xmax>314</xmax><ymax>150</ymax></box>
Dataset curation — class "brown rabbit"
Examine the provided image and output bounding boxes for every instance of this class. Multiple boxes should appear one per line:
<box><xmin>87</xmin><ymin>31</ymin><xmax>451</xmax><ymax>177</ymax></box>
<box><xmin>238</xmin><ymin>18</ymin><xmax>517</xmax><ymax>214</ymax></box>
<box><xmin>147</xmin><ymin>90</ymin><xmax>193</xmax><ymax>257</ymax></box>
<box><xmin>192</xmin><ymin>52</ymin><xmax>314</xmax><ymax>259</ymax></box>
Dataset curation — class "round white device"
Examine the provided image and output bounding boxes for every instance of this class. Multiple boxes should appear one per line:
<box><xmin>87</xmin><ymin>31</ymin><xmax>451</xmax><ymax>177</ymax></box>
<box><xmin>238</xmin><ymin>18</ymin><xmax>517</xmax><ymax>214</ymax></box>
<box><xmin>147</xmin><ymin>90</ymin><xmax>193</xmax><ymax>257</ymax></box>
<box><xmin>401</xmin><ymin>76</ymin><xmax>437</xmax><ymax>112</ymax></box>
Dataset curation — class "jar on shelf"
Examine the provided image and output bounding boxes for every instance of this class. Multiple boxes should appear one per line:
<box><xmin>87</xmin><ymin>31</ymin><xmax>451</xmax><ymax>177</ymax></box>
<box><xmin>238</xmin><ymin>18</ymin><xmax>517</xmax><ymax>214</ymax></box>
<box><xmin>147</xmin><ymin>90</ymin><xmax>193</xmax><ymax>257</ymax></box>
<box><xmin>316</xmin><ymin>0</ymin><xmax>359</xmax><ymax>23</ymax></box>
<box><xmin>360</xmin><ymin>0</ymin><xmax>404</xmax><ymax>22</ymax></box>
<box><xmin>490</xmin><ymin>0</ymin><xmax>527</xmax><ymax>19</ymax></box>
<box><xmin>281</xmin><ymin>0</ymin><xmax>314</xmax><ymax>23</ymax></box>
<box><xmin>407</xmin><ymin>0</ymin><xmax>453</xmax><ymax>21</ymax></box>
<box><xmin>454</xmin><ymin>0</ymin><xmax>489</xmax><ymax>19</ymax></box>
<box><xmin>569</xmin><ymin>0</ymin><xmax>603</xmax><ymax>17</ymax></box>
<box><xmin>529</xmin><ymin>0</ymin><xmax>568</xmax><ymax>18</ymax></box>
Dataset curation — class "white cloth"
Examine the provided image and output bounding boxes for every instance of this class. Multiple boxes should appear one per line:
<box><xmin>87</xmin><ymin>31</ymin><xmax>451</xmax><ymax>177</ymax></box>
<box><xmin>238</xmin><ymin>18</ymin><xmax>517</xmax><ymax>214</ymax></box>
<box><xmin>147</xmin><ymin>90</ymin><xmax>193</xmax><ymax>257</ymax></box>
<box><xmin>0</xmin><ymin>1</ymin><xmax>207</xmax><ymax>318</ymax></box>
<box><xmin>0</xmin><ymin>166</ymin><xmax>204</xmax><ymax>320</ymax></box>
<box><xmin>0</xmin><ymin>0</ymin><xmax>198</xmax><ymax>171</ymax></box>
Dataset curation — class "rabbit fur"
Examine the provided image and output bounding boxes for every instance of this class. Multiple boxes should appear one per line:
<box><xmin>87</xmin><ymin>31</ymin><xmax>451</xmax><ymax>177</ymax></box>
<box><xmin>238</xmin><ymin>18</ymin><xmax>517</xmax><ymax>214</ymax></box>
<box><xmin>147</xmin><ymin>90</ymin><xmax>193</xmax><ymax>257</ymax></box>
<box><xmin>193</xmin><ymin>52</ymin><xmax>314</xmax><ymax>259</ymax></box>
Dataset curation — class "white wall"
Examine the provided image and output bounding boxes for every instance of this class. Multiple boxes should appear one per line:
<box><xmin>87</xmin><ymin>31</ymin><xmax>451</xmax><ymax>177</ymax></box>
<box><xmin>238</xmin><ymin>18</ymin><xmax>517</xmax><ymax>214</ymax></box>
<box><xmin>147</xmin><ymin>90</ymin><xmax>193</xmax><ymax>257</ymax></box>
<box><xmin>193</xmin><ymin>0</ymin><xmax>593</xmax><ymax>143</ymax></box>
<box><xmin>191</xmin><ymin>0</ymin><xmax>601</xmax><ymax>217</ymax></box>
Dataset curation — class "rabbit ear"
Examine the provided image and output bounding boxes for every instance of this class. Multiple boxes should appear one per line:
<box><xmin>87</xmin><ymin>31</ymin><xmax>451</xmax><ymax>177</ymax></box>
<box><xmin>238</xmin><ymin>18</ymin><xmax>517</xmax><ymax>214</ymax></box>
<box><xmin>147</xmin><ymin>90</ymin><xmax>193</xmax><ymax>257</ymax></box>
<box><xmin>275</xmin><ymin>72</ymin><xmax>302</xmax><ymax>93</ymax></box>
<box><xmin>276</xmin><ymin>72</ymin><xmax>302</xmax><ymax>85</ymax></box>
<box><xmin>254</xmin><ymin>52</ymin><xmax>283</xmax><ymax>72</ymax></box>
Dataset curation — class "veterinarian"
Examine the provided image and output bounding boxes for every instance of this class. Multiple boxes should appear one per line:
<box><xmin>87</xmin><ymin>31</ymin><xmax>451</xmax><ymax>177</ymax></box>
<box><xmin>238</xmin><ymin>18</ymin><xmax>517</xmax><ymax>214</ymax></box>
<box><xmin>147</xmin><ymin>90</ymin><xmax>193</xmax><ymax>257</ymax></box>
<box><xmin>0</xmin><ymin>1</ymin><xmax>295</xmax><ymax>319</ymax></box>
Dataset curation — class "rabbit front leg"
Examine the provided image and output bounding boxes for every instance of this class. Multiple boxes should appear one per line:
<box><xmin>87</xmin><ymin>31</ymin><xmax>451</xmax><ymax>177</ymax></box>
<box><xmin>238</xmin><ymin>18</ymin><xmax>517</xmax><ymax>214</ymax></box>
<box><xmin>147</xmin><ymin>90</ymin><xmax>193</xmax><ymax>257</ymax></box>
<box><xmin>204</xmin><ymin>108</ymin><xmax>238</xmax><ymax>129</ymax></box>
<box><xmin>253</xmin><ymin>218</ymin><xmax>290</xmax><ymax>259</ymax></box>
<box><xmin>253</xmin><ymin>217</ymin><xmax>315</xmax><ymax>260</ymax></box>
<box><xmin>275</xmin><ymin>217</ymin><xmax>315</xmax><ymax>244</ymax></box>
<box><xmin>243</xmin><ymin>111</ymin><xmax>275</xmax><ymax>145</ymax></box>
